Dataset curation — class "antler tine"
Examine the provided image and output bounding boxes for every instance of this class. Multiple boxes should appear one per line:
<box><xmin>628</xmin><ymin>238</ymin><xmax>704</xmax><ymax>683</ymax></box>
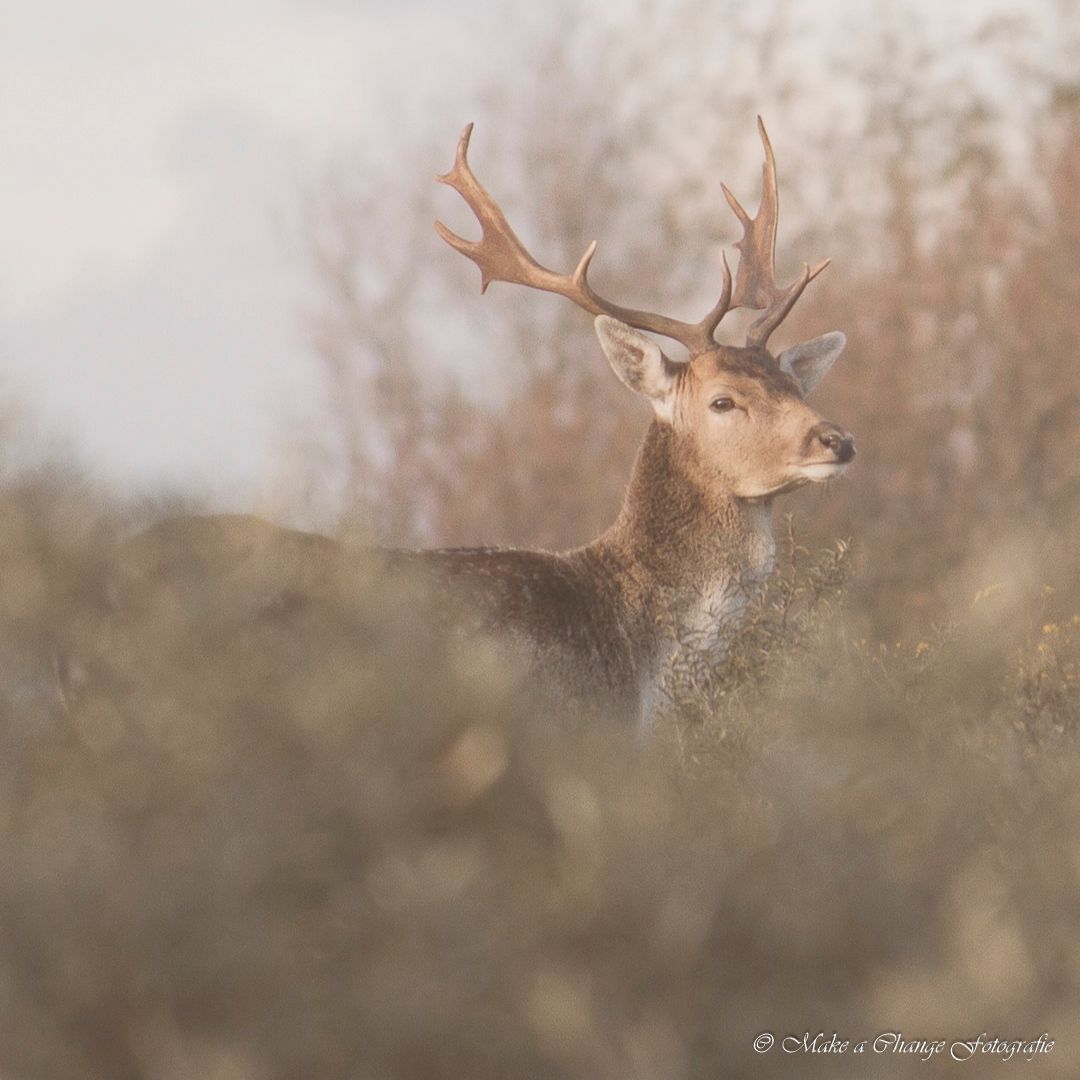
<box><xmin>435</xmin><ymin>122</ymin><xmax>558</xmax><ymax>295</ymax></box>
<box><xmin>746</xmin><ymin>258</ymin><xmax>830</xmax><ymax>348</ymax></box>
<box><xmin>699</xmin><ymin>250</ymin><xmax>733</xmax><ymax>342</ymax></box>
<box><xmin>435</xmin><ymin>124</ymin><xmax>730</xmax><ymax>356</ymax></box>
<box><xmin>726</xmin><ymin>116</ymin><xmax>829</xmax><ymax>348</ymax></box>
<box><xmin>724</xmin><ymin>116</ymin><xmax>779</xmax><ymax>311</ymax></box>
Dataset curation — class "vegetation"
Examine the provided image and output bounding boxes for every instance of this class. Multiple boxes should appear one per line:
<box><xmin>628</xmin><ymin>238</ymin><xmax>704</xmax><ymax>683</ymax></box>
<box><xmin>1</xmin><ymin>0</ymin><xmax>1078</xmax><ymax>1076</ymax></box>
<box><xmin>0</xmin><ymin>463</ymin><xmax>1077</xmax><ymax>1078</ymax></box>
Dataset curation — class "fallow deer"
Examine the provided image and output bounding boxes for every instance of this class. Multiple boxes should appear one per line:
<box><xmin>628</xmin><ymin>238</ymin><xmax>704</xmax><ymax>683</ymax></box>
<box><xmin>400</xmin><ymin>117</ymin><xmax>854</xmax><ymax>726</ymax></box>
<box><xmin>121</xmin><ymin>119</ymin><xmax>854</xmax><ymax>731</ymax></box>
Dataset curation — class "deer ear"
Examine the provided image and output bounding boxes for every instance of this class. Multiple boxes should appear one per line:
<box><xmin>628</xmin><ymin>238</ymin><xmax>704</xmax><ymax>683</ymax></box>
<box><xmin>594</xmin><ymin>316</ymin><xmax>680</xmax><ymax>421</ymax></box>
<box><xmin>778</xmin><ymin>331</ymin><xmax>846</xmax><ymax>396</ymax></box>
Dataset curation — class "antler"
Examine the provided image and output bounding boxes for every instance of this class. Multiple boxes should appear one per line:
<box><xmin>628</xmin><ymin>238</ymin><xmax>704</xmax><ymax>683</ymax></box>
<box><xmin>436</xmin><ymin>123</ymin><xmax>731</xmax><ymax>357</ymax></box>
<box><xmin>436</xmin><ymin>119</ymin><xmax>826</xmax><ymax>355</ymax></box>
<box><xmin>722</xmin><ymin>117</ymin><xmax>830</xmax><ymax>348</ymax></box>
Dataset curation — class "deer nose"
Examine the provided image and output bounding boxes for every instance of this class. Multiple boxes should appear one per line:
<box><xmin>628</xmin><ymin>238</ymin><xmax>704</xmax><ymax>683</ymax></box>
<box><xmin>815</xmin><ymin>424</ymin><xmax>856</xmax><ymax>463</ymax></box>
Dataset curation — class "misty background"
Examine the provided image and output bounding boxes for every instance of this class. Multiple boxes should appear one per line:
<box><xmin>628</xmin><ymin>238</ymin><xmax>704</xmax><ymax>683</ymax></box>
<box><xmin>4</xmin><ymin>0</ymin><xmax>1073</xmax><ymax>510</ymax></box>
<box><xmin>1</xmin><ymin>0</ymin><xmax>499</xmax><ymax>490</ymax></box>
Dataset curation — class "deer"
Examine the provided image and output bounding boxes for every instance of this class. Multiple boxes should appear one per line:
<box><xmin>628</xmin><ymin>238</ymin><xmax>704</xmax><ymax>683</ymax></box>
<box><xmin>112</xmin><ymin>118</ymin><xmax>854</xmax><ymax>732</ymax></box>
<box><xmin>391</xmin><ymin>117</ymin><xmax>854</xmax><ymax>726</ymax></box>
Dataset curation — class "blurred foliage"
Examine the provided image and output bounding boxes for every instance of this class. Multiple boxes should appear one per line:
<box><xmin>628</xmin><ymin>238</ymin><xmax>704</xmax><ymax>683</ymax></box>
<box><xmin>0</xmin><ymin>460</ymin><xmax>1079</xmax><ymax>1078</ymax></box>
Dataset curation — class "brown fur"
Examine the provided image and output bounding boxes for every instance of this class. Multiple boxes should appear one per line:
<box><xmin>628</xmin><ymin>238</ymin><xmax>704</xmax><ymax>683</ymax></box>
<box><xmin>120</xmin><ymin>338</ymin><xmax>851</xmax><ymax>728</ymax></box>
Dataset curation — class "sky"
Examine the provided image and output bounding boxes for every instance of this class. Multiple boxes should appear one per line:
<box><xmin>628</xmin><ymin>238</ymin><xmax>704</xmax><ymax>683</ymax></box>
<box><xmin>1</xmin><ymin>0</ymin><xmax>493</xmax><ymax>499</ymax></box>
<box><xmin>0</xmin><ymin>0</ymin><xmax>1053</xmax><ymax>503</ymax></box>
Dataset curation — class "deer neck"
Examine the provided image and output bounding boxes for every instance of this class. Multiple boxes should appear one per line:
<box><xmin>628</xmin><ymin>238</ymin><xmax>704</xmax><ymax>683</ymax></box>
<box><xmin>594</xmin><ymin>420</ymin><xmax>776</xmax><ymax>632</ymax></box>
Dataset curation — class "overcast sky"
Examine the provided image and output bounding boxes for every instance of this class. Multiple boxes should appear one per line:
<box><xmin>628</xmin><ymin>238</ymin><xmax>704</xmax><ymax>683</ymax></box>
<box><xmin>0</xmin><ymin>0</ymin><xmax>1054</xmax><ymax>503</ymax></box>
<box><xmin>1</xmin><ymin>0</ymin><xmax>500</xmax><ymax>500</ymax></box>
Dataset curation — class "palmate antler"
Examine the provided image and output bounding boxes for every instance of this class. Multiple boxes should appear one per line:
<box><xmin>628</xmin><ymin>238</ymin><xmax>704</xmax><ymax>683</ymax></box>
<box><xmin>435</xmin><ymin>118</ymin><xmax>826</xmax><ymax>355</ymax></box>
<box><xmin>723</xmin><ymin>117</ymin><xmax>830</xmax><ymax>348</ymax></box>
<box><xmin>435</xmin><ymin>124</ymin><xmax>732</xmax><ymax>355</ymax></box>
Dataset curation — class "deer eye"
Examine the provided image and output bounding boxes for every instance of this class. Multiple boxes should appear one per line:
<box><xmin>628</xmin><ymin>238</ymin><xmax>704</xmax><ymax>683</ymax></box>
<box><xmin>710</xmin><ymin>396</ymin><xmax>736</xmax><ymax>413</ymax></box>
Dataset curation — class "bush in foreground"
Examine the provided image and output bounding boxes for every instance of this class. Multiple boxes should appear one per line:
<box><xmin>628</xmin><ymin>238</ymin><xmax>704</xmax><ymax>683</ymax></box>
<box><xmin>0</xmin><ymin>474</ymin><xmax>1077</xmax><ymax>1079</ymax></box>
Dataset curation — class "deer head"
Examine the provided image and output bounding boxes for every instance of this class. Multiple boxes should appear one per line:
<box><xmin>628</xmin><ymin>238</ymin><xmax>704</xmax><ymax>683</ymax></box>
<box><xmin>436</xmin><ymin>119</ymin><xmax>854</xmax><ymax>503</ymax></box>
